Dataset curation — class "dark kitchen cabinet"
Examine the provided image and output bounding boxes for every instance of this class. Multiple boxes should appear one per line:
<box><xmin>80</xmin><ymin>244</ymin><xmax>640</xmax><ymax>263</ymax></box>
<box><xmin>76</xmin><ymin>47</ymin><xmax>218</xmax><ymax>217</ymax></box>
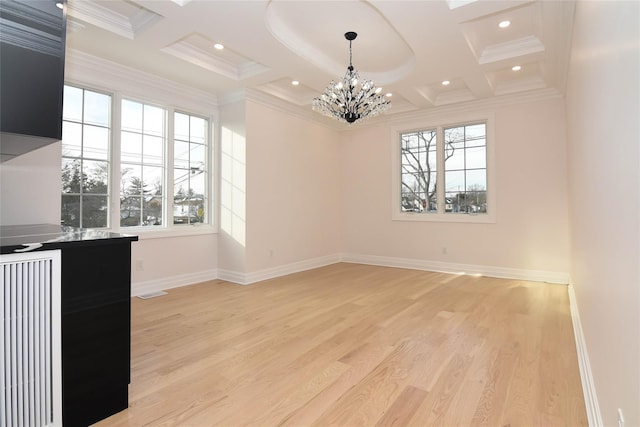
<box><xmin>61</xmin><ymin>239</ymin><xmax>134</xmax><ymax>427</ymax></box>
<box><xmin>0</xmin><ymin>0</ymin><xmax>67</xmax><ymax>161</ymax></box>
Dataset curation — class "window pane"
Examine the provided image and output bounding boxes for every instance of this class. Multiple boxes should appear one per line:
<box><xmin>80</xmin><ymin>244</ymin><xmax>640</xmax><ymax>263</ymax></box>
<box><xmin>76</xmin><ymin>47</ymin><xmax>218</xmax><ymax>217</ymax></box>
<box><xmin>63</xmin><ymin>86</ymin><xmax>83</xmax><ymax>122</ymax></box>
<box><xmin>144</xmin><ymin>105</ymin><xmax>164</xmax><ymax>136</ymax></box>
<box><xmin>83</xmin><ymin>124</ymin><xmax>109</xmax><ymax>160</ymax></box>
<box><xmin>466</xmin><ymin>169</ymin><xmax>486</xmax><ymax>191</ymax></box>
<box><xmin>121</xmin><ymin>132</ymin><xmax>142</xmax><ymax>163</ymax></box>
<box><xmin>174</xmin><ymin>141</ymin><xmax>190</xmax><ymax>169</ymax></box>
<box><xmin>61</xmin><ymin>122</ymin><xmax>82</xmax><ymax>157</ymax></box>
<box><xmin>446</xmin><ymin>148</ymin><xmax>465</xmax><ymax>170</ymax></box>
<box><xmin>143</xmin><ymin>166</ymin><xmax>163</xmax><ymax>193</ymax></box>
<box><xmin>466</xmin><ymin>146</ymin><xmax>486</xmax><ymax>169</ymax></box>
<box><xmin>61</xmin><ymin>195</ymin><xmax>80</xmax><ymax>227</ymax></box>
<box><xmin>465</xmin><ymin>124</ymin><xmax>485</xmax><ymax>139</ymax></box>
<box><xmin>84</xmin><ymin>91</ymin><xmax>110</xmax><ymax>126</ymax></box>
<box><xmin>190</xmin><ymin>172</ymin><xmax>205</xmax><ymax>197</ymax></box>
<box><xmin>445</xmin><ymin>170</ymin><xmax>465</xmax><ymax>192</ymax></box>
<box><xmin>190</xmin><ymin>144</ymin><xmax>206</xmax><ymax>168</ymax></box>
<box><xmin>121</xmin><ymin>164</ymin><xmax>142</xmax><ymax>196</ymax></box>
<box><xmin>61</xmin><ymin>158</ymin><xmax>81</xmax><ymax>194</ymax></box>
<box><xmin>143</xmin><ymin>135</ymin><xmax>164</xmax><ymax>166</ymax></box>
<box><xmin>121</xmin><ymin>100</ymin><xmax>142</xmax><ymax>132</ymax></box>
<box><xmin>82</xmin><ymin>195</ymin><xmax>108</xmax><ymax>227</ymax></box>
<box><xmin>190</xmin><ymin>116</ymin><xmax>206</xmax><ymax>144</ymax></box>
<box><xmin>82</xmin><ymin>160</ymin><xmax>109</xmax><ymax>194</ymax></box>
<box><xmin>120</xmin><ymin>196</ymin><xmax>142</xmax><ymax>226</ymax></box>
<box><xmin>144</xmin><ymin>196</ymin><xmax>163</xmax><ymax>226</ymax></box>
<box><xmin>174</xmin><ymin>112</ymin><xmax>189</xmax><ymax>141</ymax></box>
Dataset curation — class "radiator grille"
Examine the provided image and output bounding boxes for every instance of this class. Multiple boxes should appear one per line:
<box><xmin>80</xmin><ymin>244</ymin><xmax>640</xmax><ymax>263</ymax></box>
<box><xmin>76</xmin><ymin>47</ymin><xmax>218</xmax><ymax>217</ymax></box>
<box><xmin>1</xmin><ymin>250</ymin><xmax>61</xmax><ymax>427</ymax></box>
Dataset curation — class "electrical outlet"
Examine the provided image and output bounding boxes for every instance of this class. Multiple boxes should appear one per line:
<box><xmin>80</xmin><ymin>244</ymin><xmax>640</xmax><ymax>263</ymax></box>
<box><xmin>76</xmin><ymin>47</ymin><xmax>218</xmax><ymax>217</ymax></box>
<box><xmin>136</xmin><ymin>260</ymin><xmax>144</xmax><ymax>271</ymax></box>
<box><xmin>442</xmin><ymin>247</ymin><xmax>448</xmax><ymax>255</ymax></box>
<box><xmin>617</xmin><ymin>408</ymin><xmax>625</xmax><ymax>427</ymax></box>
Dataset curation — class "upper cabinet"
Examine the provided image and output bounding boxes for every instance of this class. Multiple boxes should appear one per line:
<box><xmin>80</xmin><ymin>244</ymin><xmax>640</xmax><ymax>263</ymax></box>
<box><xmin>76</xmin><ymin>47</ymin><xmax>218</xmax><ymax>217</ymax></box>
<box><xmin>0</xmin><ymin>0</ymin><xmax>66</xmax><ymax>162</ymax></box>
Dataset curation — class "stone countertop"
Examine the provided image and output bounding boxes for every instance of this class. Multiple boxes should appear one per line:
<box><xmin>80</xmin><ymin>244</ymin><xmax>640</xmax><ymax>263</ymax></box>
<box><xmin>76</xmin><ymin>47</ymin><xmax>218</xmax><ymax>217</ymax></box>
<box><xmin>0</xmin><ymin>224</ymin><xmax>138</xmax><ymax>254</ymax></box>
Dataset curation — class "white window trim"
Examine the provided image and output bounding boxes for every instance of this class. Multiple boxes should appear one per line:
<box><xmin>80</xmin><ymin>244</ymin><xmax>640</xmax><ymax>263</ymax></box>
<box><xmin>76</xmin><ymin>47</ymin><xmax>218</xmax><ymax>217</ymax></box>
<box><xmin>391</xmin><ymin>112</ymin><xmax>496</xmax><ymax>224</ymax></box>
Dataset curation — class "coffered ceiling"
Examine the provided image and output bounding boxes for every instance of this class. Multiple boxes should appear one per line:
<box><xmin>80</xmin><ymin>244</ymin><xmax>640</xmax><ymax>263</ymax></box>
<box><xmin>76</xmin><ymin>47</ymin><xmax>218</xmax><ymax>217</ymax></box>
<box><xmin>64</xmin><ymin>0</ymin><xmax>575</xmax><ymax>122</ymax></box>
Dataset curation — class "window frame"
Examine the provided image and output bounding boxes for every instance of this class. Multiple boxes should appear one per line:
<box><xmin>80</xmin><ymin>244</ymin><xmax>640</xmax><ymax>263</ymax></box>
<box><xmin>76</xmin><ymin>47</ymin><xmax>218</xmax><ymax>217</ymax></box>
<box><xmin>391</xmin><ymin>112</ymin><xmax>496</xmax><ymax>223</ymax></box>
<box><xmin>61</xmin><ymin>82</ymin><xmax>216</xmax><ymax>236</ymax></box>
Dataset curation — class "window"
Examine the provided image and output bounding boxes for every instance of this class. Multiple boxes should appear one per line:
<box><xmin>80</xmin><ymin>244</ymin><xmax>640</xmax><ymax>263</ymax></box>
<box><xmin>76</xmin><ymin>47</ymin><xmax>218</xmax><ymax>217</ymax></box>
<box><xmin>173</xmin><ymin>112</ymin><xmax>209</xmax><ymax>225</ymax></box>
<box><xmin>444</xmin><ymin>123</ymin><xmax>487</xmax><ymax>214</ymax></box>
<box><xmin>120</xmin><ymin>99</ymin><xmax>166</xmax><ymax>227</ymax></box>
<box><xmin>60</xmin><ymin>85</ymin><xmax>213</xmax><ymax>232</ymax></box>
<box><xmin>395</xmin><ymin>117</ymin><xmax>493</xmax><ymax>222</ymax></box>
<box><xmin>61</xmin><ymin>85</ymin><xmax>111</xmax><ymax>228</ymax></box>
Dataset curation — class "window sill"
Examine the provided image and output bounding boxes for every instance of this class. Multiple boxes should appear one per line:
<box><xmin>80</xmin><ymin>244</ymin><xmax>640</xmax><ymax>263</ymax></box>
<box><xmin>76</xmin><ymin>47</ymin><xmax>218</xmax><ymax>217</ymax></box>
<box><xmin>119</xmin><ymin>225</ymin><xmax>217</xmax><ymax>240</ymax></box>
<box><xmin>392</xmin><ymin>211</ymin><xmax>496</xmax><ymax>224</ymax></box>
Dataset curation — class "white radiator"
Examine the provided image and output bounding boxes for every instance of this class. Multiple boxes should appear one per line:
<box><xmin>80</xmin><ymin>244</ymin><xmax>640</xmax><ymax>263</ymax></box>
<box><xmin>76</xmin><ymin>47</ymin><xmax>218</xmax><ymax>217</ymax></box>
<box><xmin>1</xmin><ymin>250</ymin><xmax>62</xmax><ymax>427</ymax></box>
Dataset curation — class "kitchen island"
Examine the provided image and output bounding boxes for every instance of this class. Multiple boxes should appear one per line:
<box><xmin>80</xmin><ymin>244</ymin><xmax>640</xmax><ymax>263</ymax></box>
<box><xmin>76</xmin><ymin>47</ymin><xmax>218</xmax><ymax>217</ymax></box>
<box><xmin>1</xmin><ymin>224</ymin><xmax>138</xmax><ymax>426</ymax></box>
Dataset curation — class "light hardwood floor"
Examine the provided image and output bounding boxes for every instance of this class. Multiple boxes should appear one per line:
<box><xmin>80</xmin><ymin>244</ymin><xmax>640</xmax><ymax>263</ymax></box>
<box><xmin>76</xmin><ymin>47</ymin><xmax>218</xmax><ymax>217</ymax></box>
<box><xmin>94</xmin><ymin>263</ymin><xmax>587</xmax><ymax>426</ymax></box>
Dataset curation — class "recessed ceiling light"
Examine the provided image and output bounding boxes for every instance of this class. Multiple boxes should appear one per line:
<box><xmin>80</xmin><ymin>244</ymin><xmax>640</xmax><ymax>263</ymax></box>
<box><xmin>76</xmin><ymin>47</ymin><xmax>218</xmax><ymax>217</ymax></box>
<box><xmin>442</xmin><ymin>80</ymin><xmax>450</xmax><ymax>86</ymax></box>
<box><xmin>385</xmin><ymin>93</ymin><xmax>393</xmax><ymax>97</ymax></box>
<box><xmin>498</xmin><ymin>20</ymin><xmax>511</xmax><ymax>29</ymax></box>
<box><xmin>291</xmin><ymin>80</ymin><xmax>299</xmax><ymax>86</ymax></box>
<box><xmin>213</xmin><ymin>43</ymin><xmax>224</xmax><ymax>50</ymax></box>
<box><xmin>512</xmin><ymin>65</ymin><xmax>522</xmax><ymax>71</ymax></box>
<box><xmin>55</xmin><ymin>2</ymin><xmax>63</xmax><ymax>9</ymax></box>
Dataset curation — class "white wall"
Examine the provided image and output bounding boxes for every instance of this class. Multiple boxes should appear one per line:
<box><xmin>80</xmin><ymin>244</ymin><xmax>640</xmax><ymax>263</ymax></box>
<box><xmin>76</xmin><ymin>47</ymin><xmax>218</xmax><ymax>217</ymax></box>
<box><xmin>0</xmin><ymin>141</ymin><xmax>62</xmax><ymax>226</ymax></box>
<box><xmin>245</xmin><ymin>100</ymin><xmax>342</xmax><ymax>275</ymax></box>
<box><xmin>340</xmin><ymin>97</ymin><xmax>570</xmax><ymax>280</ymax></box>
<box><xmin>218</xmin><ymin>100</ymin><xmax>248</xmax><ymax>277</ymax></box>
<box><xmin>565</xmin><ymin>1</ymin><xmax>640</xmax><ymax>425</ymax></box>
<box><xmin>131</xmin><ymin>233</ymin><xmax>217</xmax><ymax>296</ymax></box>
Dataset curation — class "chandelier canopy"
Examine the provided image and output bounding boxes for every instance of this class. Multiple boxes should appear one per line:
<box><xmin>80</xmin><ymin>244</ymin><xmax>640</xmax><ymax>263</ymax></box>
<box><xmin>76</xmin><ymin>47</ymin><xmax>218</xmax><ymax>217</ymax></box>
<box><xmin>312</xmin><ymin>32</ymin><xmax>390</xmax><ymax>124</ymax></box>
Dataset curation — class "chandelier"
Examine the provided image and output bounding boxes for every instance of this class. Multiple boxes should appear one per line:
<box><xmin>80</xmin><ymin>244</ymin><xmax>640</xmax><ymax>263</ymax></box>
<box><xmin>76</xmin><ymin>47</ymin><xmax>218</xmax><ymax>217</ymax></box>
<box><xmin>312</xmin><ymin>32</ymin><xmax>390</xmax><ymax>124</ymax></box>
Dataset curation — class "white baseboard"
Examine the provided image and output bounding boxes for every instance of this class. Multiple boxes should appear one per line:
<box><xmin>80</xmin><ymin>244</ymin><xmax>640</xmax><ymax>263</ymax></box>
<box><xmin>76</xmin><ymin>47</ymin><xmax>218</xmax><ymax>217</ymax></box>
<box><xmin>131</xmin><ymin>269</ymin><xmax>218</xmax><ymax>297</ymax></box>
<box><xmin>132</xmin><ymin>253</ymin><xmax>569</xmax><ymax>294</ymax></box>
<box><xmin>218</xmin><ymin>254</ymin><xmax>341</xmax><ymax>285</ymax></box>
<box><xmin>568</xmin><ymin>284</ymin><xmax>603</xmax><ymax>427</ymax></box>
<box><xmin>339</xmin><ymin>253</ymin><xmax>570</xmax><ymax>284</ymax></box>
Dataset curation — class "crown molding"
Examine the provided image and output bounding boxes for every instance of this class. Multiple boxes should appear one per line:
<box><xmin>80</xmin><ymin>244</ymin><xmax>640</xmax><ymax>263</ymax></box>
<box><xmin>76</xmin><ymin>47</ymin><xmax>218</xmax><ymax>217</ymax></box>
<box><xmin>244</xmin><ymin>89</ymin><xmax>341</xmax><ymax>130</ymax></box>
<box><xmin>65</xmin><ymin>49</ymin><xmax>218</xmax><ymax>112</ymax></box>
<box><xmin>230</xmin><ymin>85</ymin><xmax>562</xmax><ymax>132</ymax></box>
<box><xmin>479</xmin><ymin>35</ymin><xmax>545</xmax><ymax>65</ymax></box>
<box><xmin>377</xmin><ymin>87</ymin><xmax>562</xmax><ymax>127</ymax></box>
<box><xmin>66</xmin><ymin>0</ymin><xmax>133</xmax><ymax>39</ymax></box>
<box><xmin>66</xmin><ymin>0</ymin><xmax>162</xmax><ymax>40</ymax></box>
